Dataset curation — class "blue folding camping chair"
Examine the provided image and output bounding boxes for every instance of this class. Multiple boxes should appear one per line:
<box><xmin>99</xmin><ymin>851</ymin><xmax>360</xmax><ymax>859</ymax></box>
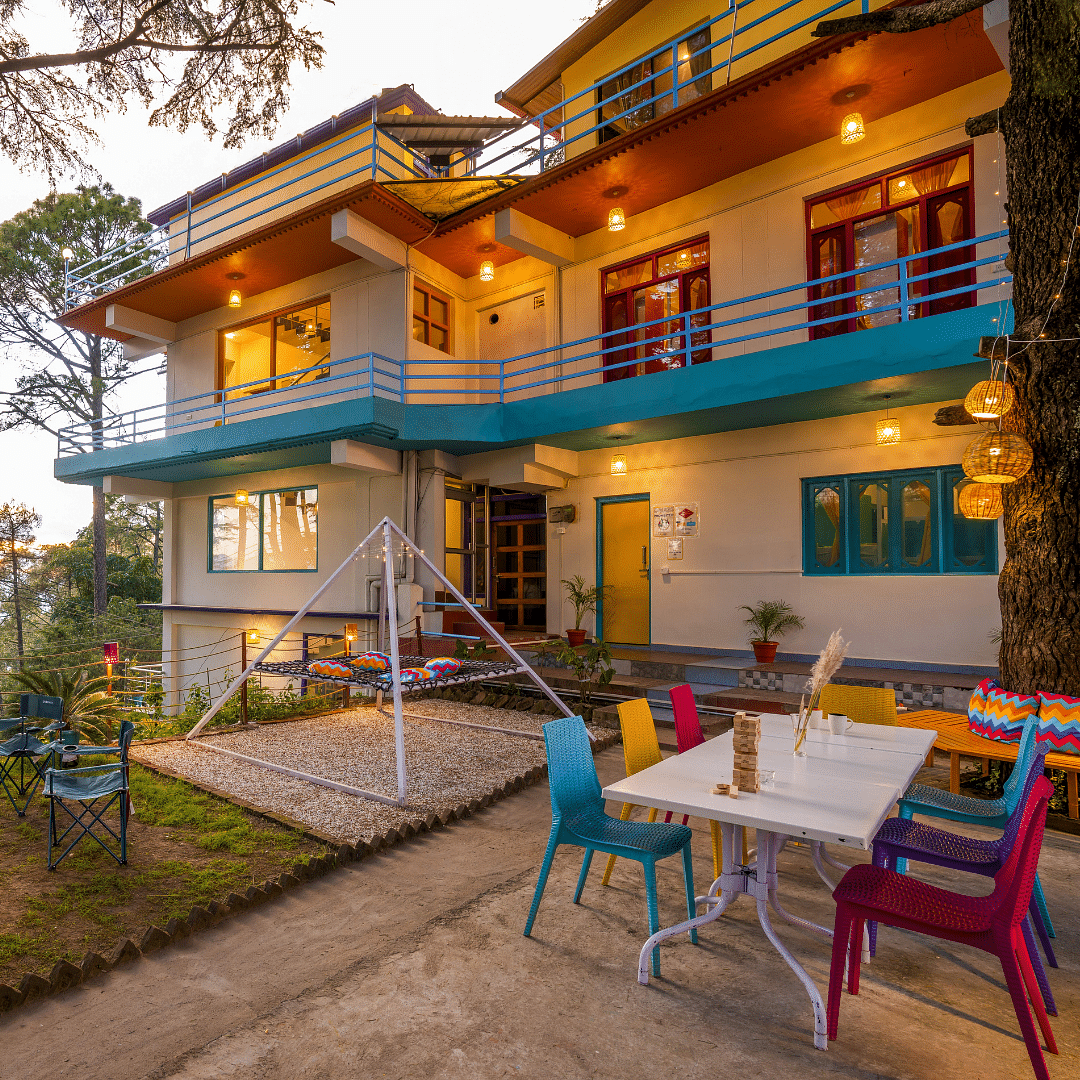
<box><xmin>45</xmin><ymin>720</ymin><xmax>134</xmax><ymax>870</ymax></box>
<box><xmin>0</xmin><ymin>694</ymin><xmax>65</xmax><ymax>816</ymax></box>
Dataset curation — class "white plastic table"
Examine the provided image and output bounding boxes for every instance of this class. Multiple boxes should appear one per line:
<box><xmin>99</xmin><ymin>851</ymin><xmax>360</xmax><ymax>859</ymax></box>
<box><xmin>602</xmin><ymin>715</ymin><xmax>936</xmax><ymax>1050</ymax></box>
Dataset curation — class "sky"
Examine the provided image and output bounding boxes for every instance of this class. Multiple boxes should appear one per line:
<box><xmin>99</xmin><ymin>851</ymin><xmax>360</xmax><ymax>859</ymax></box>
<box><xmin>0</xmin><ymin>0</ymin><xmax>597</xmax><ymax>543</ymax></box>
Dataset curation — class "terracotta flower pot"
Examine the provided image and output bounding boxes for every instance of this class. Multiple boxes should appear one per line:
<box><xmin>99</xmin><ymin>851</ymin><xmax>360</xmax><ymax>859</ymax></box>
<box><xmin>751</xmin><ymin>640</ymin><xmax>778</xmax><ymax>664</ymax></box>
<box><xmin>566</xmin><ymin>629</ymin><xmax>587</xmax><ymax>647</ymax></box>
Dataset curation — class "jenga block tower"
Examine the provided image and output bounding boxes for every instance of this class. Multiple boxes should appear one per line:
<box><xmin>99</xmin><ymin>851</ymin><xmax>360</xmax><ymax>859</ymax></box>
<box><xmin>732</xmin><ymin>711</ymin><xmax>761</xmax><ymax>792</ymax></box>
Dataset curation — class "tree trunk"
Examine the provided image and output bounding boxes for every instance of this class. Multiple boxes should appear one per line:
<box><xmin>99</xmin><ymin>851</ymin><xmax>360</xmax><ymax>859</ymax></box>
<box><xmin>996</xmin><ymin>0</ymin><xmax>1080</xmax><ymax>695</ymax></box>
<box><xmin>9</xmin><ymin>522</ymin><xmax>23</xmax><ymax>669</ymax></box>
<box><xmin>89</xmin><ymin>335</ymin><xmax>107</xmax><ymax>617</ymax></box>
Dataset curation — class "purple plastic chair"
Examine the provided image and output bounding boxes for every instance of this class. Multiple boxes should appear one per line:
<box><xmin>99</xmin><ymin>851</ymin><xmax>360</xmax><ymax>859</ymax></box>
<box><xmin>829</xmin><ymin>777</ymin><xmax>1058</xmax><ymax>1080</ymax></box>
<box><xmin>870</xmin><ymin>743</ymin><xmax>1057</xmax><ymax>1015</ymax></box>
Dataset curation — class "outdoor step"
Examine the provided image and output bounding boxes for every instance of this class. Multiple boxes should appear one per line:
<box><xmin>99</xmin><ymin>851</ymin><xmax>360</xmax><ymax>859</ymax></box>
<box><xmin>700</xmin><ymin>688</ymin><xmax>805</xmax><ymax>715</ymax></box>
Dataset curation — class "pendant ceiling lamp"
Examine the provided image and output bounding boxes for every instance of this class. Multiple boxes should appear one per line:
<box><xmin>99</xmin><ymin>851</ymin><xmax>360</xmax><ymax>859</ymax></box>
<box><xmin>876</xmin><ymin>395</ymin><xmax>900</xmax><ymax>445</ymax></box>
<box><xmin>964</xmin><ymin>379</ymin><xmax>1015</xmax><ymax>421</ymax></box>
<box><xmin>479</xmin><ymin>260</ymin><xmax>494</xmax><ymax>282</ymax></box>
<box><xmin>840</xmin><ymin>113</ymin><xmax>865</xmax><ymax>145</ymax></box>
<box><xmin>958</xmin><ymin>482</ymin><xmax>1004</xmax><ymax>520</ymax></box>
<box><xmin>962</xmin><ymin>430</ymin><xmax>1033</xmax><ymax>483</ymax></box>
<box><xmin>608</xmin><ymin>206</ymin><xmax>626</xmax><ymax>232</ymax></box>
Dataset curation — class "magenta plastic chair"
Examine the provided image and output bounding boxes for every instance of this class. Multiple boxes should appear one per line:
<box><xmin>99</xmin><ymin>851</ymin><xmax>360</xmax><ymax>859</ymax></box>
<box><xmin>827</xmin><ymin>777</ymin><xmax>1057</xmax><ymax>1080</ymax></box>
<box><xmin>669</xmin><ymin>684</ymin><xmax>724</xmax><ymax>878</ymax></box>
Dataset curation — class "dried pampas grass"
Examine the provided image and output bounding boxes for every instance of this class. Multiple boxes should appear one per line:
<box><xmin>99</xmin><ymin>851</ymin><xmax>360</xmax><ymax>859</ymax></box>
<box><xmin>793</xmin><ymin>630</ymin><xmax>850</xmax><ymax>754</ymax></box>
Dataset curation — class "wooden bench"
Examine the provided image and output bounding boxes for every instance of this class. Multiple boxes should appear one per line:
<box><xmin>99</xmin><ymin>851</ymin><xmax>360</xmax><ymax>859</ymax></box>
<box><xmin>899</xmin><ymin>709</ymin><xmax>1080</xmax><ymax>819</ymax></box>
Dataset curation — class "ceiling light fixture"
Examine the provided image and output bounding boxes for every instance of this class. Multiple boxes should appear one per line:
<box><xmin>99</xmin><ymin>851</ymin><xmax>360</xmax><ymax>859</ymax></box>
<box><xmin>840</xmin><ymin>113</ymin><xmax>865</xmax><ymax>145</ymax></box>
<box><xmin>480</xmin><ymin>260</ymin><xmax>495</xmax><ymax>282</ymax></box>
<box><xmin>608</xmin><ymin>206</ymin><xmax>626</xmax><ymax>232</ymax></box>
<box><xmin>875</xmin><ymin>395</ymin><xmax>900</xmax><ymax>445</ymax></box>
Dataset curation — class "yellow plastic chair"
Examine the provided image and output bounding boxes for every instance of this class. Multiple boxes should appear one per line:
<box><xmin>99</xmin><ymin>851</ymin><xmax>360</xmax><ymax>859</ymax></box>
<box><xmin>819</xmin><ymin>684</ymin><xmax>898</xmax><ymax>726</ymax></box>
<box><xmin>600</xmin><ymin>698</ymin><xmax>663</xmax><ymax>887</ymax></box>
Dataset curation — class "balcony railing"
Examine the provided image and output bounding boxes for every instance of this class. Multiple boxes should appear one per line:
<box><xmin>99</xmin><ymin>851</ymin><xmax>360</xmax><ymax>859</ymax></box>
<box><xmin>56</xmin><ymin>232</ymin><xmax>1009</xmax><ymax>457</ymax></box>
<box><xmin>62</xmin><ymin>122</ymin><xmax>433</xmax><ymax>310</ymax></box>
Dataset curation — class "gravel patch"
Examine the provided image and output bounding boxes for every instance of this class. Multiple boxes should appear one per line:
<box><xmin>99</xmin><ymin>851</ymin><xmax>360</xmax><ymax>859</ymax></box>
<box><xmin>135</xmin><ymin>703</ymin><xmax>602</xmax><ymax>844</ymax></box>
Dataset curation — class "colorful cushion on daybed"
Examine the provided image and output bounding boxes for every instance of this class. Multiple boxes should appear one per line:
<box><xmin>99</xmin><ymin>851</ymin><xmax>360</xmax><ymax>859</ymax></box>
<box><xmin>309</xmin><ymin>660</ymin><xmax>354</xmax><ymax>680</ymax></box>
<box><xmin>424</xmin><ymin>657</ymin><xmax>462</xmax><ymax>677</ymax></box>
<box><xmin>352</xmin><ymin>652</ymin><xmax>391</xmax><ymax>671</ymax></box>
<box><xmin>1036</xmin><ymin>692</ymin><xmax>1080</xmax><ymax>755</ymax></box>
<box><xmin>968</xmin><ymin>679</ymin><xmax>1038</xmax><ymax>743</ymax></box>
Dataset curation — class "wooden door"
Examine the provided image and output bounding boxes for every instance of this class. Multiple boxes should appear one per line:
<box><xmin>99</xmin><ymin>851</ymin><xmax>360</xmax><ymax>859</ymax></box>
<box><xmin>599</xmin><ymin>498</ymin><xmax>650</xmax><ymax>644</ymax></box>
<box><xmin>492</xmin><ymin>494</ymin><xmax>547</xmax><ymax>630</ymax></box>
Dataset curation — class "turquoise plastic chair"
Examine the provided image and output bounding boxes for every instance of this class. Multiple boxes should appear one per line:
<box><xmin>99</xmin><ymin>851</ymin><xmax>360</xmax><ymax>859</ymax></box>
<box><xmin>898</xmin><ymin>711</ymin><xmax>1055</xmax><ymax>937</ymax></box>
<box><xmin>524</xmin><ymin>716</ymin><xmax>697</xmax><ymax>976</ymax></box>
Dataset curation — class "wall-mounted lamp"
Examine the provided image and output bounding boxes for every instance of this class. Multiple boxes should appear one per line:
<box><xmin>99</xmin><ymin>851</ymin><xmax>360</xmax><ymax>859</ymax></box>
<box><xmin>610</xmin><ymin>453</ymin><xmax>627</xmax><ymax>475</ymax></box>
<box><xmin>246</xmin><ymin>628</ymin><xmax>261</xmax><ymax>645</ymax></box>
<box><xmin>235</xmin><ymin>489</ymin><xmax>250</xmax><ymax>505</ymax></box>
<box><xmin>480</xmin><ymin>260</ymin><xmax>495</xmax><ymax>282</ymax></box>
<box><xmin>608</xmin><ymin>207</ymin><xmax>626</xmax><ymax>232</ymax></box>
<box><xmin>228</xmin><ymin>289</ymin><xmax>242</xmax><ymax>308</ymax></box>
<box><xmin>344</xmin><ymin>623</ymin><xmax>358</xmax><ymax>643</ymax></box>
<box><xmin>840</xmin><ymin>112</ymin><xmax>865</xmax><ymax>145</ymax></box>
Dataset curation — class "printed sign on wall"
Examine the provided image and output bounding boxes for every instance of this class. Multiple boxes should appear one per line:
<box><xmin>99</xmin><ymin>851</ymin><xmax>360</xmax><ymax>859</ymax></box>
<box><xmin>667</xmin><ymin>538</ymin><xmax>684</xmax><ymax>561</ymax></box>
<box><xmin>674</xmin><ymin>503</ymin><xmax>699</xmax><ymax>538</ymax></box>
<box><xmin>652</xmin><ymin>505</ymin><xmax>674</xmax><ymax>537</ymax></box>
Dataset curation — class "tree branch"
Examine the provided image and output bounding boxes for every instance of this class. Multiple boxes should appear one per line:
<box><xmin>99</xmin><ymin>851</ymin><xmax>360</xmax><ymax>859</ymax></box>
<box><xmin>966</xmin><ymin>108</ymin><xmax>1000</xmax><ymax>136</ymax></box>
<box><xmin>812</xmin><ymin>0</ymin><xmax>987</xmax><ymax>37</ymax></box>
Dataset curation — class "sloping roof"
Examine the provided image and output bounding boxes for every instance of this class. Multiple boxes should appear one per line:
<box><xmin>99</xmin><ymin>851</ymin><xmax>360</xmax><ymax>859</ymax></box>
<box><xmin>495</xmin><ymin>0</ymin><xmax>654</xmax><ymax>117</ymax></box>
<box><xmin>377</xmin><ymin>114</ymin><xmax>521</xmax><ymax>154</ymax></box>
<box><xmin>147</xmin><ymin>84</ymin><xmax>438</xmax><ymax>226</ymax></box>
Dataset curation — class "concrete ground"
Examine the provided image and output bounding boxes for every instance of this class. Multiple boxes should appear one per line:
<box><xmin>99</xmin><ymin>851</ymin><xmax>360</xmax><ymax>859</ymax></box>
<box><xmin>3</xmin><ymin>747</ymin><xmax>1077</xmax><ymax>1080</ymax></box>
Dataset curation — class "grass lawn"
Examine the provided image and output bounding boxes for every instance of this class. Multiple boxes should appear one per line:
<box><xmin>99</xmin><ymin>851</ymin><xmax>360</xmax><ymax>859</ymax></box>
<box><xmin>0</xmin><ymin>761</ymin><xmax>331</xmax><ymax>986</ymax></box>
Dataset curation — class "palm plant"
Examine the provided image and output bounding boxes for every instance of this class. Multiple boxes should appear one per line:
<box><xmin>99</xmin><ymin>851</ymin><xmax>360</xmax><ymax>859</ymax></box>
<box><xmin>8</xmin><ymin>668</ymin><xmax>120</xmax><ymax>744</ymax></box>
<box><xmin>740</xmin><ymin>600</ymin><xmax>805</xmax><ymax>644</ymax></box>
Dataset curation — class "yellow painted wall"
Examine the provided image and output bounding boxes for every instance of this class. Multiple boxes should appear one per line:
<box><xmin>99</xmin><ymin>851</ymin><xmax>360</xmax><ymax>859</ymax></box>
<box><xmin>548</xmin><ymin>399</ymin><xmax>1002</xmax><ymax>667</ymax></box>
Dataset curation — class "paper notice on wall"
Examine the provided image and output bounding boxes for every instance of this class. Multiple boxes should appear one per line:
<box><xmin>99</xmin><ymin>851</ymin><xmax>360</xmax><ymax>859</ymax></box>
<box><xmin>652</xmin><ymin>505</ymin><xmax>674</xmax><ymax>537</ymax></box>
<box><xmin>667</xmin><ymin>538</ymin><xmax>684</xmax><ymax>561</ymax></box>
<box><xmin>674</xmin><ymin>503</ymin><xmax>699</xmax><ymax>537</ymax></box>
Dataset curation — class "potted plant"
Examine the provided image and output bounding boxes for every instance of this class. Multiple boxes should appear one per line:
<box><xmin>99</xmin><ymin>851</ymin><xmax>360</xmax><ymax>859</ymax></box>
<box><xmin>556</xmin><ymin>639</ymin><xmax>614</xmax><ymax>722</ymax></box>
<box><xmin>740</xmin><ymin>600</ymin><xmax>804</xmax><ymax>664</ymax></box>
<box><xmin>561</xmin><ymin>575</ymin><xmax>606</xmax><ymax>647</ymax></box>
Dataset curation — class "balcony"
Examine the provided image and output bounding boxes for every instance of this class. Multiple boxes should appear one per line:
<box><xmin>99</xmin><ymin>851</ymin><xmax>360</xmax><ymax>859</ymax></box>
<box><xmin>55</xmin><ymin>234</ymin><xmax>1010</xmax><ymax>484</ymax></box>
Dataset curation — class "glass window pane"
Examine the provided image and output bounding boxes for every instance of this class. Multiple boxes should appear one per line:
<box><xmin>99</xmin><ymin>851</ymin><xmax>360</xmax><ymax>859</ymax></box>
<box><xmin>522</xmin><ymin>576</ymin><xmax>546</xmax><ymax>599</ymax></box>
<box><xmin>211</xmin><ymin>497</ymin><xmax>259</xmax><ymax>571</ymax></box>
<box><xmin>902</xmin><ymin>481</ymin><xmax>933</xmax><ymax>566</ymax></box>
<box><xmin>429</xmin><ymin>296</ymin><xmax>448</xmax><ymax>325</ymax></box>
<box><xmin>522</xmin><ymin>605</ymin><xmax>547</xmax><ymax>626</ymax></box>
<box><xmin>888</xmin><ymin>155</ymin><xmax>968</xmax><ymax>204</ymax></box>
<box><xmin>604</xmin><ymin>258</ymin><xmax>653</xmax><ymax>295</ymax></box>
<box><xmin>221</xmin><ymin>322</ymin><xmax>272</xmax><ymax>399</ymax></box>
<box><xmin>262</xmin><ymin>489</ymin><xmax>318</xmax><ymax>571</ymax></box>
<box><xmin>522</xmin><ymin>522</ymin><xmax>544</xmax><ymax>546</ymax></box>
<box><xmin>522</xmin><ymin>549</ymin><xmax>546</xmax><ymax>572</ymax></box>
<box><xmin>853</xmin><ymin>207</ymin><xmax>921</xmax><ymax>328</ymax></box>
<box><xmin>497</xmin><ymin>578</ymin><xmax>519</xmax><ymax>599</ymax></box>
<box><xmin>858</xmin><ymin>482</ymin><xmax>889</xmax><ymax>568</ymax></box>
<box><xmin>429</xmin><ymin>324</ymin><xmax>448</xmax><ymax>352</ymax></box>
<box><xmin>952</xmin><ymin>479</ymin><xmax>989</xmax><ymax>566</ymax></box>
<box><xmin>445</xmin><ymin>553</ymin><xmax>464</xmax><ymax>592</ymax></box>
<box><xmin>657</xmin><ymin>240</ymin><xmax>709</xmax><ymax>277</ymax></box>
<box><xmin>445</xmin><ymin>498</ymin><xmax>465</xmax><ymax>550</ymax></box>
<box><xmin>810</xmin><ymin>184</ymin><xmax>882</xmax><ymax>229</ymax></box>
<box><xmin>496</xmin><ymin>605</ymin><xmax>517</xmax><ymax>624</ymax></box>
<box><xmin>412</xmin><ymin>316</ymin><xmax>427</xmax><ymax>343</ymax></box>
<box><xmin>275</xmin><ymin>302</ymin><xmax>330</xmax><ymax>388</ymax></box>
<box><xmin>413</xmin><ymin>286</ymin><xmax>427</xmax><ymax>316</ymax></box>
<box><xmin>496</xmin><ymin>525</ymin><xmax>517</xmax><ymax>547</ymax></box>
<box><xmin>496</xmin><ymin>551</ymin><xmax>518</xmax><ymax>573</ymax></box>
<box><xmin>813</xmin><ymin>487</ymin><xmax>841</xmax><ymax>568</ymax></box>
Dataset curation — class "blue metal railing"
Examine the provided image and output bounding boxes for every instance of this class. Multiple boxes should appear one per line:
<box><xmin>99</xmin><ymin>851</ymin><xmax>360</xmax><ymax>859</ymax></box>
<box><xmin>56</xmin><ymin>233</ymin><xmax>1010</xmax><ymax>457</ymax></box>
<box><xmin>63</xmin><ymin>122</ymin><xmax>432</xmax><ymax>310</ymax></box>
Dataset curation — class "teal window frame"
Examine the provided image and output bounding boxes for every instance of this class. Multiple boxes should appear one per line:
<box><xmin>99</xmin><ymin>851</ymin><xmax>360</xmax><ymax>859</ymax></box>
<box><xmin>208</xmin><ymin>486</ymin><xmax>319</xmax><ymax>573</ymax></box>
<box><xmin>801</xmin><ymin>466</ymin><xmax>997</xmax><ymax>576</ymax></box>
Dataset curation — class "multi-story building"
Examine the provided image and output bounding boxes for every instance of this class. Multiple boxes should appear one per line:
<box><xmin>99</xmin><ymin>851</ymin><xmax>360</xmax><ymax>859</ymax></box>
<box><xmin>56</xmin><ymin>0</ymin><xmax>1013</xmax><ymax>709</ymax></box>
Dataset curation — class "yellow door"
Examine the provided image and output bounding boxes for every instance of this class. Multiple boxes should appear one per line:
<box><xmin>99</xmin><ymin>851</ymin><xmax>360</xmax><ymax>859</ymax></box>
<box><xmin>600</xmin><ymin>499</ymin><xmax>650</xmax><ymax>644</ymax></box>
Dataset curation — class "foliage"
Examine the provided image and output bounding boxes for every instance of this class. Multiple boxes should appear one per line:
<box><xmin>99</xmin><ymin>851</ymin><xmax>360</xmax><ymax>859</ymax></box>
<box><xmin>6</xmin><ymin>667</ymin><xmax>119</xmax><ymax>743</ymax></box>
<box><xmin>0</xmin><ymin>1</ymin><xmax>326</xmax><ymax>178</ymax></box>
<box><xmin>740</xmin><ymin>600</ymin><xmax>805</xmax><ymax>644</ymax></box>
<box><xmin>453</xmin><ymin>637</ymin><xmax>496</xmax><ymax>662</ymax></box>
<box><xmin>0</xmin><ymin>501</ymin><xmax>41</xmax><ymax>660</ymax></box>
<box><xmin>555</xmin><ymin>639</ymin><xmax>614</xmax><ymax>719</ymax></box>
<box><xmin>560</xmin><ymin>574</ymin><xmax>607</xmax><ymax>630</ymax></box>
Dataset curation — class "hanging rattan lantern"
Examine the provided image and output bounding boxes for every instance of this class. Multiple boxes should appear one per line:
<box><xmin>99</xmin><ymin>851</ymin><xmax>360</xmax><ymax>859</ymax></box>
<box><xmin>958</xmin><ymin>482</ymin><xmax>1004</xmax><ymax>519</ymax></box>
<box><xmin>875</xmin><ymin>394</ymin><xmax>900</xmax><ymax>444</ymax></box>
<box><xmin>962</xmin><ymin>430</ymin><xmax>1033</xmax><ymax>483</ymax></box>
<box><xmin>964</xmin><ymin>379</ymin><xmax>1015</xmax><ymax>421</ymax></box>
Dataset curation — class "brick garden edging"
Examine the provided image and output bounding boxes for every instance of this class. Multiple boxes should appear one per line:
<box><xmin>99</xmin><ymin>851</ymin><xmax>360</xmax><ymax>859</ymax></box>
<box><xmin>0</xmin><ymin>727</ymin><xmax>619</xmax><ymax>1017</ymax></box>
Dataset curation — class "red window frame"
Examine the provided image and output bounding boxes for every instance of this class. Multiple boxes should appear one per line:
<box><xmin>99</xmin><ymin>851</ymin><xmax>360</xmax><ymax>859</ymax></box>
<box><xmin>805</xmin><ymin>147</ymin><xmax>976</xmax><ymax>339</ymax></box>
<box><xmin>599</xmin><ymin>236</ymin><xmax>712</xmax><ymax>383</ymax></box>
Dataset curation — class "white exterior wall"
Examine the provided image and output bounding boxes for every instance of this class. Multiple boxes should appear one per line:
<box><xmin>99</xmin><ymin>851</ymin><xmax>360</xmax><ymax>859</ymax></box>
<box><xmin>549</xmin><ymin>400</ymin><xmax>1002</xmax><ymax>668</ymax></box>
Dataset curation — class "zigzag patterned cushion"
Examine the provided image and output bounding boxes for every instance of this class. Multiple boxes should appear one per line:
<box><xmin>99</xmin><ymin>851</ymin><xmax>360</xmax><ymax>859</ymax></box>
<box><xmin>967</xmin><ymin>678</ymin><xmax>998</xmax><ymax>737</ymax></box>
<box><xmin>424</xmin><ymin>657</ymin><xmax>462</xmax><ymax>676</ymax></box>
<box><xmin>309</xmin><ymin>660</ymin><xmax>354</xmax><ymax>680</ymax></box>
<box><xmin>398</xmin><ymin>667</ymin><xmax>434</xmax><ymax>683</ymax></box>
<box><xmin>1036</xmin><ymin>692</ymin><xmax>1080</xmax><ymax>755</ymax></box>
<box><xmin>352</xmin><ymin>652</ymin><xmax>390</xmax><ymax>671</ymax></box>
<box><xmin>969</xmin><ymin>682</ymin><xmax>1038</xmax><ymax>743</ymax></box>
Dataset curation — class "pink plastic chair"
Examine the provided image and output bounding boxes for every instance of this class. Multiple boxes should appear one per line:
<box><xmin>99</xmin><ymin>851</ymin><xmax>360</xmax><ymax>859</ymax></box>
<box><xmin>668</xmin><ymin>684</ymin><xmax>725</xmax><ymax>879</ymax></box>
<box><xmin>827</xmin><ymin>776</ymin><xmax>1057</xmax><ymax>1079</ymax></box>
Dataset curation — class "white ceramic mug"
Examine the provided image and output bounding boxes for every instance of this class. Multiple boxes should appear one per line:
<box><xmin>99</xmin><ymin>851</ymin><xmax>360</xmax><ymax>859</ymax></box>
<box><xmin>829</xmin><ymin>713</ymin><xmax>853</xmax><ymax>735</ymax></box>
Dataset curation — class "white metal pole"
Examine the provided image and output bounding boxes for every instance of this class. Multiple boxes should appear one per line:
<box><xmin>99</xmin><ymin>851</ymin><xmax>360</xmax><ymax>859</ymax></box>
<box><xmin>385</xmin><ymin>520</ymin><xmax>577</xmax><ymax>722</ymax></box>
<box><xmin>186</xmin><ymin>518</ymin><xmax>389</xmax><ymax>739</ymax></box>
<box><xmin>384</xmin><ymin>521</ymin><xmax>408</xmax><ymax>805</ymax></box>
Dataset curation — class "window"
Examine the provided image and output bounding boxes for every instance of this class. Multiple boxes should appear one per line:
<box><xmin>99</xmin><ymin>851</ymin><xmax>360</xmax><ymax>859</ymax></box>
<box><xmin>491</xmin><ymin>491</ymin><xmax>547</xmax><ymax>631</ymax></box>
<box><xmin>802</xmin><ymin>467</ymin><xmax>997</xmax><ymax>575</ymax></box>
<box><xmin>413</xmin><ymin>281</ymin><xmax>451</xmax><ymax>353</ymax></box>
<box><xmin>210</xmin><ymin>488</ymin><xmax>318</xmax><ymax>572</ymax></box>
<box><xmin>444</xmin><ymin>480</ymin><xmax>486</xmax><ymax>604</ymax></box>
<box><xmin>806</xmin><ymin>149</ymin><xmax>974</xmax><ymax>339</ymax></box>
<box><xmin>601</xmin><ymin>237</ymin><xmax>711</xmax><ymax>381</ymax></box>
<box><xmin>219</xmin><ymin>300</ymin><xmax>330</xmax><ymax>399</ymax></box>
<box><xmin>596</xmin><ymin>27</ymin><xmax>713</xmax><ymax>144</ymax></box>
